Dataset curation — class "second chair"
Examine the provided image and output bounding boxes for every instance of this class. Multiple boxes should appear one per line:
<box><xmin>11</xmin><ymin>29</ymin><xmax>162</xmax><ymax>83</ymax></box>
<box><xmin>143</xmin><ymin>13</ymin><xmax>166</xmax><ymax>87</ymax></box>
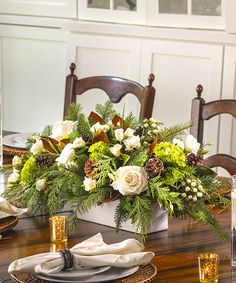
<box><xmin>64</xmin><ymin>63</ymin><xmax>155</xmax><ymax>120</ymax></box>
<box><xmin>190</xmin><ymin>84</ymin><xmax>236</xmax><ymax>175</ymax></box>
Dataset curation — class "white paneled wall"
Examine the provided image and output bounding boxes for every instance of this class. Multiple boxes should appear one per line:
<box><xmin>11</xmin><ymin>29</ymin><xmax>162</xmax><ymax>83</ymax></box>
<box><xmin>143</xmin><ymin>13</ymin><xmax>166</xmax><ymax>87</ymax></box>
<box><xmin>1</xmin><ymin>25</ymin><xmax>68</xmax><ymax>132</ymax></box>
<box><xmin>66</xmin><ymin>33</ymin><xmax>142</xmax><ymax>117</ymax></box>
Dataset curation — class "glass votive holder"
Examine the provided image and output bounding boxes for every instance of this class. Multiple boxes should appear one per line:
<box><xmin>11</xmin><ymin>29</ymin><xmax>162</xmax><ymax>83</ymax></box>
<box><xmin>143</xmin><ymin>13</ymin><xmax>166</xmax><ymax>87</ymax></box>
<box><xmin>49</xmin><ymin>215</ymin><xmax>68</xmax><ymax>243</ymax></box>
<box><xmin>198</xmin><ymin>253</ymin><xmax>219</xmax><ymax>283</ymax></box>
<box><xmin>50</xmin><ymin>241</ymin><xmax>68</xmax><ymax>252</ymax></box>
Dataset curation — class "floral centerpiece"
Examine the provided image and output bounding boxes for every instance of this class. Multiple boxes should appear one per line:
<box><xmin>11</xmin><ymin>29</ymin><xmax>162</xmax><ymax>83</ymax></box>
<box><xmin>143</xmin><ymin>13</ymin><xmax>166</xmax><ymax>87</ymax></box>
<box><xmin>1</xmin><ymin>102</ymin><xmax>229</xmax><ymax>242</ymax></box>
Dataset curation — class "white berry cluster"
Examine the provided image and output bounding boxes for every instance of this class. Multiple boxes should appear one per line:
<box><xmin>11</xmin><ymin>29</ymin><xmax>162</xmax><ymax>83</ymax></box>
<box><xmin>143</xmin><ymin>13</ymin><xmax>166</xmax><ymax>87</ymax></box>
<box><xmin>141</xmin><ymin>118</ymin><xmax>161</xmax><ymax>144</ymax></box>
<box><xmin>180</xmin><ymin>178</ymin><xmax>204</xmax><ymax>202</ymax></box>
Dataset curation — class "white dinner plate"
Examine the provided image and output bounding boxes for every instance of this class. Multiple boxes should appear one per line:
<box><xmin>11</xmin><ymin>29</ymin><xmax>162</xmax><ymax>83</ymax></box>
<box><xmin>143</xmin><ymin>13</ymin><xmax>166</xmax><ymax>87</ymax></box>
<box><xmin>38</xmin><ymin>266</ymin><xmax>110</xmax><ymax>279</ymax></box>
<box><xmin>3</xmin><ymin>133</ymin><xmax>33</xmax><ymax>149</ymax></box>
<box><xmin>37</xmin><ymin>266</ymin><xmax>139</xmax><ymax>283</ymax></box>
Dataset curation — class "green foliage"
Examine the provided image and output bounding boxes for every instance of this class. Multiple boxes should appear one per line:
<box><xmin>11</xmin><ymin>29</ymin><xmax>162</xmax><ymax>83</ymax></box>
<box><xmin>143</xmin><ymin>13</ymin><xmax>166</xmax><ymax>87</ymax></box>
<box><xmin>157</xmin><ymin>123</ymin><xmax>190</xmax><ymax>142</ymax></box>
<box><xmin>126</xmin><ymin>147</ymin><xmax>148</xmax><ymax>166</ymax></box>
<box><xmin>187</xmin><ymin>201</ymin><xmax>230</xmax><ymax>242</ymax></box>
<box><xmin>41</xmin><ymin>125</ymin><xmax>52</xmax><ymax>136</ymax></box>
<box><xmin>95</xmin><ymin>100</ymin><xmax>117</xmax><ymax>121</ymax></box>
<box><xmin>65</xmin><ymin>103</ymin><xmax>82</xmax><ymax>121</ymax></box>
<box><xmin>20</xmin><ymin>156</ymin><xmax>38</xmax><ymax>185</ymax></box>
<box><xmin>77</xmin><ymin>113</ymin><xmax>92</xmax><ymax>137</ymax></box>
<box><xmin>125</xmin><ymin>112</ymin><xmax>139</xmax><ymax>128</ymax></box>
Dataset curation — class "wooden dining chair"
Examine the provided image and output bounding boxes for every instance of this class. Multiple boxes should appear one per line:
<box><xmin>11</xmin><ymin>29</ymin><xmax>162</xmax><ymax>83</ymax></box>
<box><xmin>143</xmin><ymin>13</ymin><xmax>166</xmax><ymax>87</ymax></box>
<box><xmin>64</xmin><ymin>63</ymin><xmax>155</xmax><ymax>120</ymax></box>
<box><xmin>190</xmin><ymin>84</ymin><xmax>236</xmax><ymax>175</ymax></box>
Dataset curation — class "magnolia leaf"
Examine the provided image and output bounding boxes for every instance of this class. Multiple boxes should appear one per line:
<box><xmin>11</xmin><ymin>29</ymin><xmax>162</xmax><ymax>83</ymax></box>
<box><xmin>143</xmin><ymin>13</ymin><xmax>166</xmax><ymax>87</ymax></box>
<box><xmin>148</xmin><ymin>139</ymin><xmax>157</xmax><ymax>155</ymax></box>
<box><xmin>59</xmin><ymin>139</ymin><xmax>70</xmax><ymax>149</ymax></box>
<box><xmin>40</xmin><ymin>136</ymin><xmax>59</xmax><ymax>154</ymax></box>
<box><xmin>121</xmin><ymin>154</ymin><xmax>130</xmax><ymax>166</ymax></box>
<box><xmin>92</xmin><ymin>132</ymin><xmax>109</xmax><ymax>144</ymax></box>
<box><xmin>195</xmin><ymin>165</ymin><xmax>217</xmax><ymax>177</ymax></box>
<box><xmin>112</xmin><ymin>115</ymin><xmax>128</xmax><ymax>129</ymax></box>
<box><xmin>89</xmin><ymin>111</ymin><xmax>106</xmax><ymax>125</ymax></box>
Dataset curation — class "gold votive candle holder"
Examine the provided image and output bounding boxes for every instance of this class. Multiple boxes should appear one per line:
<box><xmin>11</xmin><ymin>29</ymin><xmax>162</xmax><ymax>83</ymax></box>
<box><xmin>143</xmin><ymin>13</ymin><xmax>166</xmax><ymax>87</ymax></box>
<box><xmin>50</xmin><ymin>241</ymin><xmax>68</xmax><ymax>252</ymax></box>
<box><xmin>198</xmin><ymin>253</ymin><xmax>219</xmax><ymax>283</ymax></box>
<box><xmin>49</xmin><ymin>215</ymin><xmax>68</xmax><ymax>243</ymax></box>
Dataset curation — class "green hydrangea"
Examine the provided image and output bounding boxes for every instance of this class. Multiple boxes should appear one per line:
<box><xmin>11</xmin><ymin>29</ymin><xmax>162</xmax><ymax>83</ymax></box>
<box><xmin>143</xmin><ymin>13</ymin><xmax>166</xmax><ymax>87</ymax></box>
<box><xmin>88</xmin><ymin>141</ymin><xmax>110</xmax><ymax>159</ymax></box>
<box><xmin>20</xmin><ymin>156</ymin><xmax>38</xmax><ymax>185</ymax></box>
<box><xmin>153</xmin><ymin>142</ymin><xmax>186</xmax><ymax>167</ymax></box>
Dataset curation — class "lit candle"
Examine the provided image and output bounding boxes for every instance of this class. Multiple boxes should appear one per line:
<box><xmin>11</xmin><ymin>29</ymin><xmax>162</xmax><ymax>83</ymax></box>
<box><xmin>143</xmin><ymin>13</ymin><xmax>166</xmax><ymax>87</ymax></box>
<box><xmin>198</xmin><ymin>253</ymin><xmax>219</xmax><ymax>283</ymax></box>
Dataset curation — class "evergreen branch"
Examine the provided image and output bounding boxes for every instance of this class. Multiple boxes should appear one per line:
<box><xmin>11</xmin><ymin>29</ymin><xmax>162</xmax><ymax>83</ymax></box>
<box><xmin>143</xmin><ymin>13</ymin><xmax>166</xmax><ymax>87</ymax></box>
<box><xmin>65</xmin><ymin>103</ymin><xmax>82</xmax><ymax>121</ymax></box>
<box><xmin>126</xmin><ymin>147</ymin><xmax>148</xmax><ymax>167</ymax></box>
<box><xmin>157</xmin><ymin>123</ymin><xmax>190</xmax><ymax>142</ymax></box>
<box><xmin>95</xmin><ymin>100</ymin><xmax>117</xmax><ymax>121</ymax></box>
<box><xmin>125</xmin><ymin>112</ymin><xmax>139</xmax><ymax>128</ymax></box>
<box><xmin>188</xmin><ymin>201</ymin><xmax>230</xmax><ymax>242</ymax></box>
<box><xmin>77</xmin><ymin>113</ymin><xmax>92</xmax><ymax>137</ymax></box>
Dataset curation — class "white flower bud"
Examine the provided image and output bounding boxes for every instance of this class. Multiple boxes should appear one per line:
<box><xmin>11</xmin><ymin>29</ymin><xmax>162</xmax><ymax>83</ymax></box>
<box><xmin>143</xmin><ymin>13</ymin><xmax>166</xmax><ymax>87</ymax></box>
<box><xmin>8</xmin><ymin>172</ymin><xmax>20</xmax><ymax>183</ymax></box>
<box><xmin>193</xmin><ymin>188</ymin><xmax>198</xmax><ymax>193</ymax></box>
<box><xmin>83</xmin><ymin>177</ymin><xmax>96</xmax><ymax>192</ymax></box>
<box><xmin>144</xmin><ymin>123</ymin><xmax>149</xmax><ymax>128</ymax></box>
<box><xmin>181</xmin><ymin>182</ymin><xmax>186</xmax><ymax>186</ymax></box>
<box><xmin>187</xmin><ymin>179</ymin><xmax>191</xmax><ymax>184</ymax></box>
<box><xmin>181</xmin><ymin>193</ymin><xmax>187</xmax><ymax>198</ymax></box>
<box><xmin>198</xmin><ymin>185</ymin><xmax>203</xmax><ymax>191</ymax></box>
<box><xmin>191</xmin><ymin>181</ymin><xmax>197</xmax><ymax>187</ymax></box>
<box><xmin>12</xmin><ymin>155</ymin><xmax>21</xmax><ymax>167</ymax></box>
<box><xmin>110</xmin><ymin>144</ymin><xmax>122</xmax><ymax>157</ymax></box>
<box><xmin>114</xmin><ymin>129</ymin><xmax>124</xmax><ymax>142</ymax></box>
<box><xmin>197</xmin><ymin>192</ymin><xmax>203</xmax><ymax>197</ymax></box>
<box><xmin>193</xmin><ymin>196</ymin><xmax>198</xmax><ymax>202</ymax></box>
<box><xmin>73</xmin><ymin>137</ymin><xmax>86</xmax><ymax>148</ymax></box>
<box><xmin>185</xmin><ymin>186</ymin><xmax>191</xmax><ymax>192</ymax></box>
<box><xmin>188</xmin><ymin>195</ymin><xmax>193</xmax><ymax>200</ymax></box>
<box><xmin>36</xmin><ymin>179</ymin><xmax>47</xmax><ymax>191</ymax></box>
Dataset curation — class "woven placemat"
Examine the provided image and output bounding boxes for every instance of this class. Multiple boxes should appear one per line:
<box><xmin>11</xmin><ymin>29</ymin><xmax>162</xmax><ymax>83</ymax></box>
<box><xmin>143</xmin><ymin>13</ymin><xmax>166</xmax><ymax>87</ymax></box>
<box><xmin>0</xmin><ymin>216</ymin><xmax>18</xmax><ymax>233</ymax></box>
<box><xmin>11</xmin><ymin>263</ymin><xmax>157</xmax><ymax>283</ymax></box>
<box><xmin>3</xmin><ymin>145</ymin><xmax>28</xmax><ymax>157</ymax></box>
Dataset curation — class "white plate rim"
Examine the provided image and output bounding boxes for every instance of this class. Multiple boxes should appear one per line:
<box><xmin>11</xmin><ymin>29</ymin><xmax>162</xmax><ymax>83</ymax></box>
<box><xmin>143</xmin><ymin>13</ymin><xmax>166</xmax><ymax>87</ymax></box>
<box><xmin>36</xmin><ymin>266</ymin><xmax>139</xmax><ymax>283</ymax></box>
<box><xmin>3</xmin><ymin>133</ymin><xmax>33</xmax><ymax>149</ymax></box>
<box><xmin>38</xmin><ymin>266</ymin><xmax>111</xmax><ymax>279</ymax></box>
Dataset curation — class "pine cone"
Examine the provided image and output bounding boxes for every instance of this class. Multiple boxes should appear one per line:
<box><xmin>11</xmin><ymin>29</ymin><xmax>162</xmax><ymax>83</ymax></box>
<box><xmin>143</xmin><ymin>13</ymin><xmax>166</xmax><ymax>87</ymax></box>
<box><xmin>144</xmin><ymin>158</ymin><xmax>164</xmax><ymax>177</ymax></box>
<box><xmin>81</xmin><ymin>134</ymin><xmax>92</xmax><ymax>143</ymax></box>
<box><xmin>36</xmin><ymin>154</ymin><xmax>54</xmax><ymax>167</ymax></box>
<box><xmin>84</xmin><ymin>159</ymin><xmax>99</xmax><ymax>178</ymax></box>
<box><xmin>187</xmin><ymin>153</ymin><xmax>203</xmax><ymax>166</ymax></box>
<box><xmin>134</xmin><ymin>126</ymin><xmax>143</xmax><ymax>137</ymax></box>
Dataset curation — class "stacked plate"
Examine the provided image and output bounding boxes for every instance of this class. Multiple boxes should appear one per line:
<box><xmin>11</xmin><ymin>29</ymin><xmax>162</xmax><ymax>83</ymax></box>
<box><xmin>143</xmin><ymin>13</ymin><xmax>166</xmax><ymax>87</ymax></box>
<box><xmin>36</xmin><ymin>266</ymin><xmax>139</xmax><ymax>282</ymax></box>
<box><xmin>3</xmin><ymin>133</ymin><xmax>33</xmax><ymax>149</ymax></box>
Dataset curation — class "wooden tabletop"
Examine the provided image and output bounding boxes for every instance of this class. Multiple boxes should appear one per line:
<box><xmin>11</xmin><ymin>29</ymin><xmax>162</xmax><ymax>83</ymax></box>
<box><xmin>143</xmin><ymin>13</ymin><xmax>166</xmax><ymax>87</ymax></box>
<box><xmin>0</xmin><ymin>175</ymin><xmax>233</xmax><ymax>282</ymax></box>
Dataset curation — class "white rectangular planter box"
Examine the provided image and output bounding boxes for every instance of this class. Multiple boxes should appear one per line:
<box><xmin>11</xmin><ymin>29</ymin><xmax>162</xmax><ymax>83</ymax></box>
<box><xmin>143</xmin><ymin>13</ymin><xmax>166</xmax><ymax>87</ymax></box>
<box><xmin>77</xmin><ymin>200</ymin><xmax>168</xmax><ymax>234</ymax></box>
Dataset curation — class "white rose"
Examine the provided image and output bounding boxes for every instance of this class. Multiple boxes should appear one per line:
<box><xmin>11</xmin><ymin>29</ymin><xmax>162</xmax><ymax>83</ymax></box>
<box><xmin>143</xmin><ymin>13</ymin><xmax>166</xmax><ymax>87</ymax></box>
<box><xmin>12</xmin><ymin>155</ymin><xmax>21</xmax><ymax>167</ymax></box>
<box><xmin>56</xmin><ymin>143</ymin><xmax>75</xmax><ymax>168</ymax></box>
<box><xmin>83</xmin><ymin>177</ymin><xmax>96</xmax><ymax>192</ymax></box>
<box><xmin>8</xmin><ymin>172</ymin><xmax>20</xmax><ymax>183</ymax></box>
<box><xmin>110</xmin><ymin>144</ymin><xmax>122</xmax><ymax>157</ymax></box>
<box><xmin>73</xmin><ymin>137</ymin><xmax>86</xmax><ymax>149</ymax></box>
<box><xmin>114</xmin><ymin>129</ymin><xmax>124</xmax><ymax>142</ymax></box>
<box><xmin>30</xmin><ymin>140</ymin><xmax>44</xmax><ymax>155</ymax></box>
<box><xmin>36</xmin><ymin>179</ymin><xmax>47</xmax><ymax>191</ymax></box>
<box><xmin>124</xmin><ymin>135</ymin><xmax>141</xmax><ymax>151</ymax></box>
<box><xmin>124</xmin><ymin>128</ymin><xmax>134</xmax><ymax>137</ymax></box>
<box><xmin>112</xmin><ymin>166</ymin><xmax>148</xmax><ymax>196</ymax></box>
<box><xmin>51</xmin><ymin>120</ymin><xmax>77</xmax><ymax>140</ymax></box>
<box><xmin>184</xmin><ymin>134</ymin><xmax>200</xmax><ymax>154</ymax></box>
<box><xmin>90</xmin><ymin>122</ymin><xmax>110</xmax><ymax>134</ymax></box>
<box><xmin>172</xmin><ymin>138</ymin><xmax>185</xmax><ymax>150</ymax></box>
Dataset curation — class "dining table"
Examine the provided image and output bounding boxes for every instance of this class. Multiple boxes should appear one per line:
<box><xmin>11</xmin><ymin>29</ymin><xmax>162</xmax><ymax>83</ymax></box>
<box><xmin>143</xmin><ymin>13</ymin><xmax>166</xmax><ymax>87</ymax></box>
<box><xmin>0</xmin><ymin>170</ymin><xmax>234</xmax><ymax>283</ymax></box>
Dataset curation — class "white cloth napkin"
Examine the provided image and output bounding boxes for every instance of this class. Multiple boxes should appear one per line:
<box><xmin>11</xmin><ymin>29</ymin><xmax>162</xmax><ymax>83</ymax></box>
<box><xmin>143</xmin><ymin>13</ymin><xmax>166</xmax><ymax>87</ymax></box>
<box><xmin>0</xmin><ymin>197</ymin><xmax>28</xmax><ymax>219</ymax></box>
<box><xmin>8</xmin><ymin>233</ymin><xmax>154</xmax><ymax>274</ymax></box>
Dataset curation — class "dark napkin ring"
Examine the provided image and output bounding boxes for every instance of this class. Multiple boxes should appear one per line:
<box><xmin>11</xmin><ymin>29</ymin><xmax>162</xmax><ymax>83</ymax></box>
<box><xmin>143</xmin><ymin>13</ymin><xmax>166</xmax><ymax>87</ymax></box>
<box><xmin>60</xmin><ymin>248</ymin><xmax>74</xmax><ymax>271</ymax></box>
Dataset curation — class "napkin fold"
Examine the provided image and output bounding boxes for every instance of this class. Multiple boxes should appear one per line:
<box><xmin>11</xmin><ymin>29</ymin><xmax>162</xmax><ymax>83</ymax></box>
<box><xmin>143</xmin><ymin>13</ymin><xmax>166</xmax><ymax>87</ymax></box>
<box><xmin>8</xmin><ymin>233</ymin><xmax>154</xmax><ymax>274</ymax></box>
<box><xmin>0</xmin><ymin>197</ymin><xmax>28</xmax><ymax>219</ymax></box>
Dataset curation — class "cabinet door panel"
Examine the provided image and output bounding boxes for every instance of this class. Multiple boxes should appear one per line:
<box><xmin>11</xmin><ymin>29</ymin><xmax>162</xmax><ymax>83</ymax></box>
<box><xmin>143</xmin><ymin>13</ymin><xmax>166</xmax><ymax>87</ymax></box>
<box><xmin>0</xmin><ymin>0</ymin><xmax>76</xmax><ymax>18</ymax></box>
<box><xmin>66</xmin><ymin>34</ymin><xmax>142</xmax><ymax>117</ymax></box>
<box><xmin>140</xmin><ymin>40</ymin><xmax>223</xmax><ymax>155</ymax></box>
<box><xmin>220</xmin><ymin>46</ymin><xmax>236</xmax><ymax>159</ymax></box>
